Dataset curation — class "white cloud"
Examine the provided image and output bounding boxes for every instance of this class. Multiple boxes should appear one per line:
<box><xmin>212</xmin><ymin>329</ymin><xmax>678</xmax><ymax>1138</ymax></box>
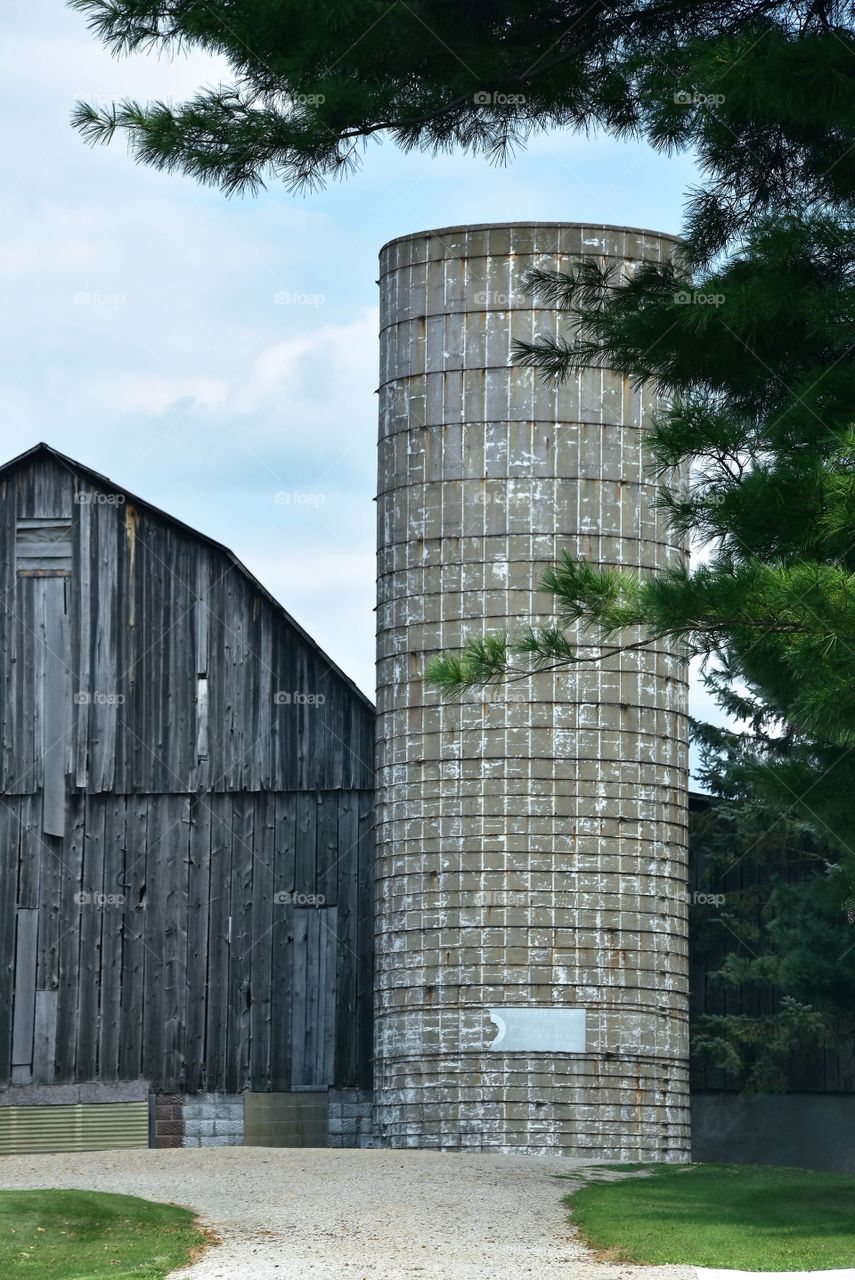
<box><xmin>76</xmin><ymin>373</ymin><xmax>230</xmax><ymax>417</ymax></box>
<box><xmin>234</xmin><ymin>308</ymin><xmax>378</xmax><ymax>426</ymax></box>
<box><xmin>1</xmin><ymin>0</ymin><xmax>708</xmax><ymax>709</ymax></box>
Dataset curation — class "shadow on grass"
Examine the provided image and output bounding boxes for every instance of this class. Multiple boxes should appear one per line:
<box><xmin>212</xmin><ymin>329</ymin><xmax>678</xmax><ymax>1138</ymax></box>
<box><xmin>563</xmin><ymin>1162</ymin><xmax>855</xmax><ymax>1271</ymax></box>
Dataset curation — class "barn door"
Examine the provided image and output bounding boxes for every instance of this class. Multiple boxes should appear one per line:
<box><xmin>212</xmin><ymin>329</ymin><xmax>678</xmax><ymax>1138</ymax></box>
<box><xmin>289</xmin><ymin>905</ymin><xmax>338</xmax><ymax>1088</ymax></box>
<box><xmin>10</xmin><ymin>519</ymin><xmax>73</xmax><ymax>1086</ymax></box>
<box><xmin>15</xmin><ymin>518</ymin><xmax>73</xmax><ymax>836</ymax></box>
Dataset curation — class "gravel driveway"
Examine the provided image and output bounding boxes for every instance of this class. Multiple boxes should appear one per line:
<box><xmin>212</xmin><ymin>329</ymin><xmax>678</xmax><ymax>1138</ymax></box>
<box><xmin>0</xmin><ymin>1147</ymin><xmax>694</xmax><ymax>1280</ymax></box>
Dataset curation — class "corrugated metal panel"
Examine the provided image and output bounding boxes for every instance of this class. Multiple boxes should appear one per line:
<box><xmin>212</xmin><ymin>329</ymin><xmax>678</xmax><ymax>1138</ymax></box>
<box><xmin>0</xmin><ymin>1102</ymin><xmax>148</xmax><ymax>1155</ymax></box>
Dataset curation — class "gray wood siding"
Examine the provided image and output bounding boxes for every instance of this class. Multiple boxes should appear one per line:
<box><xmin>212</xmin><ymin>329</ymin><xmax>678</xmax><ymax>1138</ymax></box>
<box><xmin>0</xmin><ymin>455</ymin><xmax>375</xmax><ymax>798</ymax></box>
<box><xmin>0</xmin><ymin>450</ymin><xmax>375</xmax><ymax>1094</ymax></box>
<box><xmin>0</xmin><ymin>788</ymin><xmax>374</xmax><ymax>1092</ymax></box>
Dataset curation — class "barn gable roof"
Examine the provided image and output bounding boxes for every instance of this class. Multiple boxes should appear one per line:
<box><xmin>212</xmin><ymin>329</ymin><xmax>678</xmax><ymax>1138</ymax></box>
<box><xmin>0</xmin><ymin>442</ymin><xmax>374</xmax><ymax>713</ymax></box>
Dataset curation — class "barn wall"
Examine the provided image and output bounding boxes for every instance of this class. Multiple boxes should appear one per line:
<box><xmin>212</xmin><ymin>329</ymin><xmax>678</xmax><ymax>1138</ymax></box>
<box><xmin>0</xmin><ymin>456</ymin><xmax>375</xmax><ymax>800</ymax></box>
<box><xmin>0</xmin><ymin>451</ymin><xmax>376</xmax><ymax>1100</ymax></box>
<box><xmin>0</xmin><ymin>788</ymin><xmax>374</xmax><ymax>1093</ymax></box>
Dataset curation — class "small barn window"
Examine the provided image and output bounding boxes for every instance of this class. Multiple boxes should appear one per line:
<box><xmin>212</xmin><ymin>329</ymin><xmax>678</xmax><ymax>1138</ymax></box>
<box><xmin>195</xmin><ymin>675</ymin><xmax>209</xmax><ymax>761</ymax></box>
<box><xmin>16</xmin><ymin>519</ymin><xmax>72</xmax><ymax>577</ymax></box>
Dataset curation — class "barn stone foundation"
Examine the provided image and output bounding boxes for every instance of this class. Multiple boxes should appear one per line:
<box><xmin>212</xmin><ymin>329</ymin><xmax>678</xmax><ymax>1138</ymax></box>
<box><xmin>374</xmin><ymin>222</ymin><xmax>691</xmax><ymax>1159</ymax></box>
<box><xmin>327</xmin><ymin>1089</ymin><xmax>376</xmax><ymax>1147</ymax></box>
<box><xmin>180</xmin><ymin>1094</ymin><xmax>245</xmax><ymax>1149</ymax></box>
<box><xmin>150</xmin><ymin>1090</ymin><xmax>376</xmax><ymax>1149</ymax></box>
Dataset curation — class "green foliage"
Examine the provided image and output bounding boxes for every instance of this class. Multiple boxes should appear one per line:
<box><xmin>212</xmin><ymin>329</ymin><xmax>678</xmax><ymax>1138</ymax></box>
<box><xmin>688</xmin><ymin>759</ymin><xmax>855</xmax><ymax>1090</ymax></box>
<box><xmin>425</xmin><ymin>632</ymin><xmax>512</xmax><ymax>697</ymax></box>
<box><xmin>72</xmin><ymin>0</ymin><xmax>855</xmax><ymax>888</ymax></box>
<box><xmin>692</xmin><ymin>999</ymin><xmax>831</xmax><ymax>1092</ymax></box>
<box><xmin>434</xmin><ymin>218</ymin><xmax>855</xmax><ymax>869</ymax></box>
<box><xmin>70</xmin><ymin>2</ymin><xmax>853</xmax><ymax>252</ymax></box>
<box><xmin>435</xmin><ymin>206</ymin><xmax>855</xmax><ymax>863</ymax></box>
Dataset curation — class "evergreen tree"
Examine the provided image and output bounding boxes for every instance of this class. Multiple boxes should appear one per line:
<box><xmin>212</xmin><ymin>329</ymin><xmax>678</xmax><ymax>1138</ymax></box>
<box><xmin>429</xmin><ymin>211</ymin><xmax>855</xmax><ymax>864</ymax></box>
<box><xmin>688</xmin><ymin>734</ymin><xmax>855</xmax><ymax>1092</ymax></box>
<box><xmin>70</xmin><ymin>2</ymin><xmax>851</xmax><ymax>242</ymax></box>
<box><xmin>71</xmin><ymin>0</ymin><xmax>855</xmax><ymax>860</ymax></box>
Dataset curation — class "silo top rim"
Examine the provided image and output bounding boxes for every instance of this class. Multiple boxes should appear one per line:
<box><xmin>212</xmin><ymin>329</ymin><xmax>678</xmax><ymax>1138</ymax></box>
<box><xmin>380</xmin><ymin>221</ymin><xmax>680</xmax><ymax>255</ymax></box>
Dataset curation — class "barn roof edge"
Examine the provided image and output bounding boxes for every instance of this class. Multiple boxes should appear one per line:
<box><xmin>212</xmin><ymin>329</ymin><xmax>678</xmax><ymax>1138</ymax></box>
<box><xmin>1</xmin><ymin>442</ymin><xmax>375</xmax><ymax>716</ymax></box>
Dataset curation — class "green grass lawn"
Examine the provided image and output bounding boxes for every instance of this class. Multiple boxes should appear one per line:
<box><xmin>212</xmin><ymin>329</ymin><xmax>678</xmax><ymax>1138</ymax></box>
<box><xmin>0</xmin><ymin>1188</ymin><xmax>208</xmax><ymax>1279</ymax></box>
<box><xmin>566</xmin><ymin>1162</ymin><xmax>855</xmax><ymax>1271</ymax></box>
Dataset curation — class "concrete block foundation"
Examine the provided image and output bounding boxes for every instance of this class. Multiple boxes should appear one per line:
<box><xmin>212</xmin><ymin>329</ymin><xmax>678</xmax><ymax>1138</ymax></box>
<box><xmin>151</xmin><ymin>1090</ymin><xmax>375</xmax><ymax>1149</ymax></box>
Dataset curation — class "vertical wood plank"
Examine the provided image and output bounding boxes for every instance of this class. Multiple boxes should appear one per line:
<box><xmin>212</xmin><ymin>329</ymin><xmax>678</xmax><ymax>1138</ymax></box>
<box><xmin>162</xmin><ymin>795</ymin><xmax>190</xmax><ymax>1090</ymax></box>
<box><xmin>167</xmin><ymin>536</ymin><xmax>193</xmax><ymax>790</ymax></box>
<box><xmin>76</xmin><ymin>799</ymin><xmax>105</xmax><ymax>1079</ymax></box>
<box><xmin>55</xmin><ymin>793</ymin><xmax>85</xmax><ymax>1081</ymax></box>
<box><xmin>240</xmin><ymin>593</ymin><xmax>258</xmax><ymax>793</ymax></box>
<box><xmin>222</xmin><ymin>571</ymin><xmax>240</xmax><ymax>792</ymax></box>
<box><xmin>249</xmin><ymin>791</ymin><xmax>274</xmax><ymax>1090</ymax></box>
<box><xmin>274</xmin><ymin>793</ymin><xmax>296</xmax><ymax>897</ymax></box>
<box><xmin>256</xmin><ymin>613</ymin><xmax>273</xmax><ymax>790</ymax></box>
<box><xmin>72</xmin><ymin>476</ymin><xmax>92</xmax><ymax>790</ymax></box>
<box><xmin>42</xmin><ymin>577</ymin><xmax>71</xmax><ymax>837</ymax></box>
<box><xmin>89</xmin><ymin>498</ymin><xmax>118</xmax><ymax>793</ymax></box>
<box><xmin>195</xmin><ymin>549</ymin><xmax>210</xmax><ymax>674</ymax></box>
<box><xmin>227</xmin><ymin>798</ymin><xmax>253</xmax><ymax>1092</ymax></box>
<box><xmin>142</xmin><ymin>798</ymin><xmax>167</xmax><ymax>1087</ymax></box>
<box><xmin>316</xmin><ymin>791</ymin><xmax>339</xmax><ymax>906</ymax></box>
<box><xmin>269</xmin><ymin>901</ymin><xmax>293</xmax><ymax>1092</ymax></box>
<box><xmin>321</xmin><ymin>906</ymin><xmax>339</xmax><ymax>1086</ymax></box>
<box><xmin>335</xmin><ymin>792</ymin><xmax>359</xmax><ymax>1087</ymax></box>
<box><xmin>113</xmin><ymin>499</ymin><xmax>131</xmax><ymax>793</ymax></box>
<box><xmin>24</xmin><ymin>577</ymin><xmax>39</xmax><ymax>793</ymax></box>
<box><xmin>36</xmin><ymin>830</ymin><xmax>62</xmax><ymax>997</ymax></box>
<box><xmin>312</xmin><ymin>907</ymin><xmax>325</xmax><ymax>1086</ymax></box>
<box><xmin>296</xmin><ymin>645</ymin><xmax>309</xmax><ymax>789</ymax></box>
<box><xmin>98</xmin><ymin>795</ymin><xmax>126</xmax><ymax>1081</ymax></box>
<box><xmin>32</xmin><ymin>990</ymin><xmax>58</xmax><ymax>1083</ymax></box>
<box><xmin>206</xmin><ymin>571</ymin><xmax>225</xmax><ymax>791</ymax></box>
<box><xmin>0</xmin><ymin>799</ymin><xmax>19</xmax><ymax>1081</ymax></box>
<box><xmin>356</xmin><ymin>791</ymin><xmax>375</xmax><ymax>1091</ymax></box>
<box><xmin>270</xmin><ymin>795</ymin><xmax>295</xmax><ymax>1091</ymax></box>
<box><xmin>0</xmin><ymin>473</ymin><xmax>18</xmax><ymax>793</ymax></box>
<box><xmin>125</xmin><ymin>505</ymin><xmax>144</xmax><ymax>795</ymax></box>
<box><xmin>185</xmin><ymin>795</ymin><xmax>211</xmax><ymax>1093</ymax></box>
<box><xmin>11</xmin><ymin>908</ymin><xmax>39</xmax><ymax>1076</ymax></box>
<box><xmin>132</xmin><ymin>512</ymin><xmax>152</xmax><ymax>793</ymax></box>
<box><xmin>205</xmin><ymin>796</ymin><xmax>232</xmax><ymax>1090</ymax></box>
<box><xmin>290</xmin><ymin>907</ymin><xmax>309</xmax><ymax>1086</ymax></box>
<box><xmin>295</xmin><ymin>792</ymin><xmax>317</xmax><ymax>897</ymax></box>
<box><xmin>119</xmin><ymin>795</ymin><xmax>147</xmax><ymax>1080</ymax></box>
<box><xmin>17</xmin><ymin>793</ymin><xmax>42</xmax><ymax>909</ymax></box>
<box><xmin>143</xmin><ymin>517</ymin><xmax>165</xmax><ymax>794</ymax></box>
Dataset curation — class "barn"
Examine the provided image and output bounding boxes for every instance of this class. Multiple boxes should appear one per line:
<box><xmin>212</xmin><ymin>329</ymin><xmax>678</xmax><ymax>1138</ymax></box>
<box><xmin>0</xmin><ymin>444</ymin><xmax>375</xmax><ymax>1154</ymax></box>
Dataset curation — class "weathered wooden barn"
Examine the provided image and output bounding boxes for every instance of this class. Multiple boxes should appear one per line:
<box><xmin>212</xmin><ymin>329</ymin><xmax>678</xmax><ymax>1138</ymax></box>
<box><xmin>0</xmin><ymin>444</ymin><xmax>375</xmax><ymax>1152</ymax></box>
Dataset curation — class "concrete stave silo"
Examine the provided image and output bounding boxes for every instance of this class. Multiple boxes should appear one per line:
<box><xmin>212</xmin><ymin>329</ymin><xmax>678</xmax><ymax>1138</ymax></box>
<box><xmin>375</xmin><ymin>222</ymin><xmax>690</xmax><ymax>1159</ymax></box>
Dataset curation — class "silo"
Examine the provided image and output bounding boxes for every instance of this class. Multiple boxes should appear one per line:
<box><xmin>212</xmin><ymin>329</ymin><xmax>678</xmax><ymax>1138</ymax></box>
<box><xmin>375</xmin><ymin>222</ymin><xmax>690</xmax><ymax>1159</ymax></box>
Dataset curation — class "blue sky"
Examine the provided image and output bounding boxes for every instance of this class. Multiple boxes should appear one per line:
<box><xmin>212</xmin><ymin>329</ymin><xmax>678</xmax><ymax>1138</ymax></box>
<box><xmin>3</xmin><ymin>2</ymin><xmax>713</xmax><ymax>729</ymax></box>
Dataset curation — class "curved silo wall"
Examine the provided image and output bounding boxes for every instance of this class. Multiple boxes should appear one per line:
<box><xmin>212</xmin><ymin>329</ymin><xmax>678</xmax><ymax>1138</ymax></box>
<box><xmin>375</xmin><ymin>222</ymin><xmax>690</xmax><ymax>1159</ymax></box>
